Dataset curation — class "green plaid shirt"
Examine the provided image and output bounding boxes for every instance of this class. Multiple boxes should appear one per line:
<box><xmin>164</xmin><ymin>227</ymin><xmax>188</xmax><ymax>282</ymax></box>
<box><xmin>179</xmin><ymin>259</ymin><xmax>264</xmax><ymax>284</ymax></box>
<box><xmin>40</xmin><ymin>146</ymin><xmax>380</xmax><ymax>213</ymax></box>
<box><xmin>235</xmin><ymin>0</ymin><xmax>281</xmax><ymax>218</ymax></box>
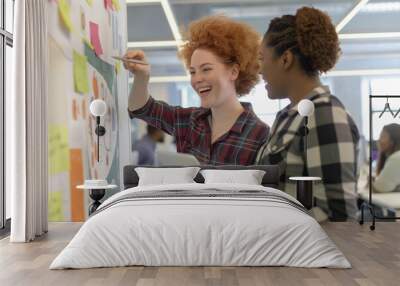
<box><xmin>257</xmin><ymin>86</ymin><xmax>360</xmax><ymax>221</ymax></box>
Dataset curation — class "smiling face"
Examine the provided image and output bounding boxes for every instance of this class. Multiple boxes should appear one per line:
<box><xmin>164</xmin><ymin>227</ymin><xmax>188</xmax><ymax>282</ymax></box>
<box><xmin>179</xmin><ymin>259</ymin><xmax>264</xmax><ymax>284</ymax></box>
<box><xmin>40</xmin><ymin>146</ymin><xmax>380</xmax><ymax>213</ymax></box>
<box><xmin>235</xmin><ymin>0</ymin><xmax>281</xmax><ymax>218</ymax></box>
<box><xmin>190</xmin><ymin>48</ymin><xmax>239</xmax><ymax>108</ymax></box>
<box><xmin>259</xmin><ymin>39</ymin><xmax>291</xmax><ymax>100</ymax></box>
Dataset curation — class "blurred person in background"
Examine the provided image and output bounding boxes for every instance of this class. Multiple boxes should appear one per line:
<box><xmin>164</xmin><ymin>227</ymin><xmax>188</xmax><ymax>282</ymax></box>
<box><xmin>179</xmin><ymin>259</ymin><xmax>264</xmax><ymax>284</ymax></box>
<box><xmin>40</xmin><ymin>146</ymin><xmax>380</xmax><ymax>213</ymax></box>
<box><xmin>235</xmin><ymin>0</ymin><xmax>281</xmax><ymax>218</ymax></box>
<box><xmin>133</xmin><ymin>125</ymin><xmax>165</xmax><ymax>166</ymax></box>
<box><xmin>373</xmin><ymin>123</ymin><xmax>400</xmax><ymax>193</ymax></box>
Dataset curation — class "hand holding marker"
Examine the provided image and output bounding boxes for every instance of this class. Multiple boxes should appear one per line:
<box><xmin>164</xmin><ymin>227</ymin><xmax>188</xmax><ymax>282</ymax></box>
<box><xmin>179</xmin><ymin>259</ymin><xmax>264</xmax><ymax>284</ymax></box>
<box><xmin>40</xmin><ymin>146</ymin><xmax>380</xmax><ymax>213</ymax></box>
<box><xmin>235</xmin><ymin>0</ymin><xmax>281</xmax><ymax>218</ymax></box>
<box><xmin>117</xmin><ymin>50</ymin><xmax>151</xmax><ymax>77</ymax></box>
<box><xmin>112</xmin><ymin>56</ymin><xmax>148</xmax><ymax>66</ymax></box>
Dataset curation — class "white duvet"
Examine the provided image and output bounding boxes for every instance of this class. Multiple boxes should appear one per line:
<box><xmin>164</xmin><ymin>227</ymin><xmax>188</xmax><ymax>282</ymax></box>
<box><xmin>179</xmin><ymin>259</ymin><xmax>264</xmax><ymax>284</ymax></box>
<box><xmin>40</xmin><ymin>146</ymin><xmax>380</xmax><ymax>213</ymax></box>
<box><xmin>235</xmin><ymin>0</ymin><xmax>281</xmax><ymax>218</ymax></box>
<box><xmin>50</xmin><ymin>183</ymin><xmax>351</xmax><ymax>269</ymax></box>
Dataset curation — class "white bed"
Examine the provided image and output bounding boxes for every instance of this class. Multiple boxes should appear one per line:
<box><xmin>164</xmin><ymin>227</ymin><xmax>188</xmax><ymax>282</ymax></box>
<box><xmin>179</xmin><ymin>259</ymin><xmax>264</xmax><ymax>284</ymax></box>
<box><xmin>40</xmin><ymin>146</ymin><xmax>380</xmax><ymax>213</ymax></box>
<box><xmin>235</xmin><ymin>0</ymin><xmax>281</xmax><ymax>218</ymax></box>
<box><xmin>50</xmin><ymin>183</ymin><xmax>350</xmax><ymax>269</ymax></box>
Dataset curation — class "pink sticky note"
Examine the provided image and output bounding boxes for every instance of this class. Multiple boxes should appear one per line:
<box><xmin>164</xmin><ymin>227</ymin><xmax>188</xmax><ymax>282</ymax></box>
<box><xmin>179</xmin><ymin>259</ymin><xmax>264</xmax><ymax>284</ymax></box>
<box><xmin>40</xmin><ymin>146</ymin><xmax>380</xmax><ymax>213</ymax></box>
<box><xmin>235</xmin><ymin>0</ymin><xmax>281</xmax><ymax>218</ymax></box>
<box><xmin>90</xmin><ymin>22</ymin><xmax>103</xmax><ymax>56</ymax></box>
<box><xmin>104</xmin><ymin>0</ymin><xmax>112</xmax><ymax>10</ymax></box>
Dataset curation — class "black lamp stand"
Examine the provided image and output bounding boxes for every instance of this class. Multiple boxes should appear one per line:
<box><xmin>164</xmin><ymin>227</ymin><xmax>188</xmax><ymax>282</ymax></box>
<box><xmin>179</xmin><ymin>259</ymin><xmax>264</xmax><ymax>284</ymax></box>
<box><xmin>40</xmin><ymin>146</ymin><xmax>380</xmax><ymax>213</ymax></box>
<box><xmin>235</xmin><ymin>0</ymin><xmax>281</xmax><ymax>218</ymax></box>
<box><xmin>88</xmin><ymin>189</ymin><xmax>106</xmax><ymax>215</ymax></box>
<box><xmin>301</xmin><ymin>117</ymin><xmax>309</xmax><ymax>168</ymax></box>
<box><xmin>291</xmin><ymin>116</ymin><xmax>317</xmax><ymax>210</ymax></box>
<box><xmin>95</xmin><ymin>116</ymin><xmax>106</xmax><ymax>162</ymax></box>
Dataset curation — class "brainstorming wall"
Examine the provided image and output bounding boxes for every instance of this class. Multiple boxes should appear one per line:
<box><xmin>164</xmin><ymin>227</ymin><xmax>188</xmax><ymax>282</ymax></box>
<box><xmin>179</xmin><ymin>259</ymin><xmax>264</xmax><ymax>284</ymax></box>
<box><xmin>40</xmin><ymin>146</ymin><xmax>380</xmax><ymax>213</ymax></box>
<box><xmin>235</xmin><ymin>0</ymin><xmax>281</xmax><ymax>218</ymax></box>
<box><xmin>47</xmin><ymin>0</ymin><xmax>129</xmax><ymax>221</ymax></box>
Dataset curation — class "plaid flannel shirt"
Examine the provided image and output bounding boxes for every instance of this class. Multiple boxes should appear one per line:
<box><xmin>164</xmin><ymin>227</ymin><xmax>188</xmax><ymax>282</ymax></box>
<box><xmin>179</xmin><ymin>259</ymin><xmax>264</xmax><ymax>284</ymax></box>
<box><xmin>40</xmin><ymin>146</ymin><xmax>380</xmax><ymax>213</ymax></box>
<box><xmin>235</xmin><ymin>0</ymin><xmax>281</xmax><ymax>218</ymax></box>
<box><xmin>257</xmin><ymin>86</ymin><xmax>360</xmax><ymax>221</ymax></box>
<box><xmin>129</xmin><ymin>96</ymin><xmax>269</xmax><ymax>165</ymax></box>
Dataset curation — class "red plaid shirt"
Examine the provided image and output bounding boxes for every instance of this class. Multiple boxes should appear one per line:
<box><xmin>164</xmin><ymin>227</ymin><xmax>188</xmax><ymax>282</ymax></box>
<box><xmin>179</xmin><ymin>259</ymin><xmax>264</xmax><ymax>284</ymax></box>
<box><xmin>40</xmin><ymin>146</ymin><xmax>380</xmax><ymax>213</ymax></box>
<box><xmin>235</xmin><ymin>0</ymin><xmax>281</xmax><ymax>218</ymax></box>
<box><xmin>129</xmin><ymin>96</ymin><xmax>269</xmax><ymax>165</ymax></box>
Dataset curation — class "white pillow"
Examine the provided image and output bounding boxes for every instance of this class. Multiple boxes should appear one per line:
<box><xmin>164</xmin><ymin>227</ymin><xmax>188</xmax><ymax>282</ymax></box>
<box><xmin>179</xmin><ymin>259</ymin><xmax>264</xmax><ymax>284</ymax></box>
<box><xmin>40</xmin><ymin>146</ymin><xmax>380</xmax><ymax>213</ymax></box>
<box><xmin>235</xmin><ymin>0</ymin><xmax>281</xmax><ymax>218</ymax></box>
<box><xmin>135</xmin><ymin>167</ymin><xmax>200</xmax><ymax>186</ymax></box>
<box><xmin>200</xmin><ymin>169</ymin><xmax>266</xmax><ymax>185</ymax></box>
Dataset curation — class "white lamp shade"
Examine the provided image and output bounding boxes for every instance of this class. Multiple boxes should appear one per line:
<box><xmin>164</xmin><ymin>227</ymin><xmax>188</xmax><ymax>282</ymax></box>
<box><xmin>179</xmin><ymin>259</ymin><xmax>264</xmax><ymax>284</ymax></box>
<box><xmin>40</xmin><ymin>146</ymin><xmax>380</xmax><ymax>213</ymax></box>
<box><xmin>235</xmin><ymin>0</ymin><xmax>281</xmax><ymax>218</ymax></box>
<box><xmin>90</xmin><ymin>99</ymin><xmax>107</xmax><ymax>117</ymax></box>
<box><xmin>298</xmin><ymin>99</ymin><xmax>315</xmax><ymax>117</ymax></box>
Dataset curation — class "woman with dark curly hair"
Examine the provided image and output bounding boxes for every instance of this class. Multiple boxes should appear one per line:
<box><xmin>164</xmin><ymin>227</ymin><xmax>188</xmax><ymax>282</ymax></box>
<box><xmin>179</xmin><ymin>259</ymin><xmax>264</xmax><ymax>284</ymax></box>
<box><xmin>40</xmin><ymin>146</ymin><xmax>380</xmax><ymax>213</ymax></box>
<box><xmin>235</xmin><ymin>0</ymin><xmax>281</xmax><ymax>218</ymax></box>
<box><xmin>123</xmin><ymin>16</ymin><xmax>269</xmax><ymax>165</ymax></box>
<box><xmin>374</xmin><ymin>123</ymin><xmax>400</xmax><ymax>192</ymax></box>
<box><xmin>257</xmin><ymin>7</ymin><xmax>360</xmax><ymax>221</ymax></box>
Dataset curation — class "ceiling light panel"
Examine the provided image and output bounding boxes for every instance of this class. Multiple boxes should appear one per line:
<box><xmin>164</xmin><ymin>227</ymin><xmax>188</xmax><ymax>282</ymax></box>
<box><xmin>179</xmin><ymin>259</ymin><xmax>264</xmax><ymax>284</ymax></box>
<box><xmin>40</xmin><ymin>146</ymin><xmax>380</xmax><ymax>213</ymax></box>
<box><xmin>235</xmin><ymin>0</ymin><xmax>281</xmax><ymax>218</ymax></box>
<box><xmin>338</xmin><ymin>0</ymin><xmax>400</xmax><ymax>33</ymax></box>
<box><xmin>127</xmin><ymin>4</ymin><xmax>174</xmax><ymax>41</ymax></box>
<box><xmin>170</xmin><ymin>1</ymin><xmax>354</xmax><ymax>34</ymax></box>
<box><xmin>127</xmin><ymin>47</ymin><xmax>187</xmax><ymax>77</ymax></box>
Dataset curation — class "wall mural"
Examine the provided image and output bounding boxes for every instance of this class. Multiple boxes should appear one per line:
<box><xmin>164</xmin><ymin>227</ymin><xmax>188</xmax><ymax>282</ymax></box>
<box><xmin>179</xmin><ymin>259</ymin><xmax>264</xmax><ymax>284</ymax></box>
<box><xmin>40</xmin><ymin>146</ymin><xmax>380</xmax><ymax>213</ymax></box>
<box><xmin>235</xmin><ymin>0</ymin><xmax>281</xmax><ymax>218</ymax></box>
<box><xmin>47</xmin><ymin>0</ymin><xmax>126</xmax><ymax>221</ymax></box>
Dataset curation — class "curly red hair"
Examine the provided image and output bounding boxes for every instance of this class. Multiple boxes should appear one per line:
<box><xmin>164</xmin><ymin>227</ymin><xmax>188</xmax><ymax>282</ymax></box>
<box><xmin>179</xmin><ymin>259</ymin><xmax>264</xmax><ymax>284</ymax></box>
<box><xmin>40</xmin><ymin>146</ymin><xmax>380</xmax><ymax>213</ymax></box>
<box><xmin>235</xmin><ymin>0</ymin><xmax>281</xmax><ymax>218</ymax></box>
<box><xmin>179</xmin><ymin>15</ymin><xmax>261</xmax><ymax>96</ymax></box>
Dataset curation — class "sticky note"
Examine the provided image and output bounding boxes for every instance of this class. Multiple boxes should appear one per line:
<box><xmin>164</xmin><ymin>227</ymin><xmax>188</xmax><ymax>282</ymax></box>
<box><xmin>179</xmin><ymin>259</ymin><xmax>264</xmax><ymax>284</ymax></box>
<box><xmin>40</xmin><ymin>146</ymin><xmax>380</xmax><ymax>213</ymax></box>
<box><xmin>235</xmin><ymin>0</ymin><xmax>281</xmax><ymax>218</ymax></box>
<box><xmin>86</xmin><ymin>0</ymin><xmax>93</xmax><ymax>6</ymax></box>
<box><xmin>82</xmin><ymin>99</ymin><xmax>87</xmax><ymax>119</ymax></box>
<box><xmin>112</xmin><ymin>0</ymin><xmax>121</xmax><ymax>11</ymax></box>
<box><xmin>92</xmin><ymin>73</ymin><xmax>99</xmax><ymax>99</ymax></box>
<box><xmin>70</xmin><ymin>149</ymin><xmax>85</xmax><ymax>222</ymax></box>
<box><xmin>82</xmin><ymin>36</ymin><xmax>94</xmax><ymax>50</ymax></box>
<box><xmin>115</xmin><ymin>62</ymin><xmax>121</xmax><ymax>74</ymax></box>
<box><xmin>104</xmin><ymin>0</ymin><xmax>112</xmax><ymax>10</ymax></box>
<box><xmin>80</xmin><ymin>8</ymin><xmax>86</xmax><ymax>31</ymax></box>
<box><xmin>49</xmin><ymin>124</ymin><xmax>70</xmax><ymax>175</ymax></box>
<box><xmin>48</xmin><ymin>191</ymin><xmax>64</xmax><ymax>221</ymax></box>
<box><xmin>73</xmin><ymin>51</ymin><xmax>90</xmax><ymax>94</ymax></box>
<box><xmin>72</xmin><ymin>99</ymin><xmax>78</xmax><ymax>120</ymax></box>
<box><xmin>90</xmin><ymin>21</ymin><xmax>103</xmax><ymax>56</ymax></box>
<box><xmin>58</xmin><ymin>0</ymin><xmax>73</xmax><ymax>32</ymax></box>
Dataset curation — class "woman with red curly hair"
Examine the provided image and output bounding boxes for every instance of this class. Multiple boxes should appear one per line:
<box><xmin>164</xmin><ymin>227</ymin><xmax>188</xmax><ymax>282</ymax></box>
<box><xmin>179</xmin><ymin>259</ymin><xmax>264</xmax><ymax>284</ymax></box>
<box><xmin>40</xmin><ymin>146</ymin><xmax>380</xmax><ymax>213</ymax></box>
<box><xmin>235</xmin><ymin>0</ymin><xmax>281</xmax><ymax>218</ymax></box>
<box><xmin>257</xmin><ymin>7</ymin><xmax>360</xmax><ymax>221</ymax></box>
<box><xmin>124</xmin><ymin>16</ymin><xmax>269</xmax><ymax>165</ymax></box>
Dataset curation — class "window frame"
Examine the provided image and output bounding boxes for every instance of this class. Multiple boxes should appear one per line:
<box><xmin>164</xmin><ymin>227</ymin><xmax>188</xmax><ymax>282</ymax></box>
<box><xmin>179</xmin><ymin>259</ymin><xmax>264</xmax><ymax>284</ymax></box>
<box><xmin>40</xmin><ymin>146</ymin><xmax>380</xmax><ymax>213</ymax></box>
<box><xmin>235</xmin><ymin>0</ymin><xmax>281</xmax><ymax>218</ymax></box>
<box><xmin>0</xmin><ymin>0</ymin><xmax>13</xmax><ymax>234</ymax></box>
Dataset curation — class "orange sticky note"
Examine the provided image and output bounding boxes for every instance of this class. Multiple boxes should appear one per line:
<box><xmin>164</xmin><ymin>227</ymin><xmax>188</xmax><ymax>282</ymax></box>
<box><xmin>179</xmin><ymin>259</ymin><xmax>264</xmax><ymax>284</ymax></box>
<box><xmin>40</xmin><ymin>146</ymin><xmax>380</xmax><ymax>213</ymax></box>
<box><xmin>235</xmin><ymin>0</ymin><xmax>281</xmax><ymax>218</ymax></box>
<box><xmin>70</xmin><ymin>149</ymin><xmax>85</xmax><ymax>221</ymax></box>
<box><xmin>72</xmin><ymin>99</ymin><xmax>78</xmax><ymax>120</ymax></box>
<box><xmin>92</xmin><ymin>74</ymin><xmax>99</xmax><ymax>99</ymax></box>
<box><xmin>82</xmin><ymin>99</ymin><xmax>87</xmax><ymax>119</ymax></box>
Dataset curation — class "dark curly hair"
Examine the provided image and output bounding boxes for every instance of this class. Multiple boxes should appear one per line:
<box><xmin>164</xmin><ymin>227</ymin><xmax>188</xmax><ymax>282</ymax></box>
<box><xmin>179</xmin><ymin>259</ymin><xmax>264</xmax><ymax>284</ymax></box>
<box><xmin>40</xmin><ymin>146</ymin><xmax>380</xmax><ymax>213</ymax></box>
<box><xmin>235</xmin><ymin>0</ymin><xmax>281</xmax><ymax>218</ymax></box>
<box><xmin>264</xmin><ymin>6</ymin><xmax>341</xmax><ymax>76</ymax></box>
<box><xmin>180</xmin><ymin>15</ymin><xmax>261</xmax><ymax>96</ymax></box>
<box><xmin>377</xmin><ymin>123</ymin><xmax>400</xmax><ymax>175</ymax></box>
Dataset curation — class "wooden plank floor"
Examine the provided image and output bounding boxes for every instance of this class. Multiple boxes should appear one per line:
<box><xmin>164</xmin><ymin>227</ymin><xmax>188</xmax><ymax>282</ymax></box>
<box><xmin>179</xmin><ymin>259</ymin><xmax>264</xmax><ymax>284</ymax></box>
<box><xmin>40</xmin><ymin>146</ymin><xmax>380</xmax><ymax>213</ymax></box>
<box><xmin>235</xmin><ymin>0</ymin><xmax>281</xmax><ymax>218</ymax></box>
<box><xmin>0</xmin><ymin>222</ymin><xmax>399</xmax><ymax>286</ymax></box>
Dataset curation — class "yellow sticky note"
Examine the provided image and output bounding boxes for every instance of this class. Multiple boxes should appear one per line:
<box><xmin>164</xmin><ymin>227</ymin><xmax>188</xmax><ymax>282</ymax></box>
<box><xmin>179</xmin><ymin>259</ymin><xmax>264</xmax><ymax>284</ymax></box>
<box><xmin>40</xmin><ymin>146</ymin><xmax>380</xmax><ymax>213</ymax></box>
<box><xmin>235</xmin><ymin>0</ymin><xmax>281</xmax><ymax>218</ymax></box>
<box><xmin>58</xmin><ymin>0</ymin><xmax>73</xmax><ymax>32</ymax></box>
<box><xmin>48</xmin><ymin>125</ymin><xmax>70</xmax><ymax>175</ymax></box>
<box><xmin>48</xmin><ymin>191</ymin><xmax>64</xmax><ymax>221</ymax></box>
<box><xmin>112</xmin><ymin>0</ymin><xmax>121</xmax><ymax>11</ymax></box>
<box><xmin>73</xmin><ymin>51</ymin><xmax>90</xmax><ymax>94</ymax></box>
<box><xmin>115</xmin><ymin>62</ymin><xmax>121</xmax><ymax>74</ymax></box>
<box><xmin>86</xmin><ymin>0</ymin><xmax>93</xmax><ymax>6</ymax></box>
<box><xmin>82</xmin><ymin>36</ymin><xmax>94</xmax><ymax>50</ymax></box>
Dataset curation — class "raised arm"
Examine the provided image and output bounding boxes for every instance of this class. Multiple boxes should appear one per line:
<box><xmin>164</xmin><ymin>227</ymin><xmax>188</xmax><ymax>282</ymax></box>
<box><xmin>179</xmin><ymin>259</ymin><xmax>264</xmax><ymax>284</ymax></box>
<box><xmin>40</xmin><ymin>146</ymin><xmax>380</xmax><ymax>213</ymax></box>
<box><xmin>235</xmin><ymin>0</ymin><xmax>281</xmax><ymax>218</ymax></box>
<box><xmin>122</xmin><ymin>49</ymin><xmax>150</xmax><ymax>112</ymax></box>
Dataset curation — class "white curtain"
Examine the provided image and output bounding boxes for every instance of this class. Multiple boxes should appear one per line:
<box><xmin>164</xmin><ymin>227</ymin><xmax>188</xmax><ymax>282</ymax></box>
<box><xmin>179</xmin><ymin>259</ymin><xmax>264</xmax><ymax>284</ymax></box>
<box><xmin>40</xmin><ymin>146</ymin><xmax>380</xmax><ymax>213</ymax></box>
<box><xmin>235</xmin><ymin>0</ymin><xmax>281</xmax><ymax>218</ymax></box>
<box><xmin>8</xmin><ymin>0</ymin><xmax>48</xmax><ymax>242</ymax></box>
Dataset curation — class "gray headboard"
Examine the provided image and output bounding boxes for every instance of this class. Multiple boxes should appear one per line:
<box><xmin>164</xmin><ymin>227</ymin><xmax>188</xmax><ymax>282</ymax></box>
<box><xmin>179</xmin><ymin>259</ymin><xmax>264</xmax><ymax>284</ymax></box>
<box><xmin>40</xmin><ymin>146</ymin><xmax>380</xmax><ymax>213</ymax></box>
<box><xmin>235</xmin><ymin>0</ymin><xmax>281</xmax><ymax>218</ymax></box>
<box><xmin>123</xmin><ymin>165</ymin><xmax>280</xmax><ymax>189</ymax></box>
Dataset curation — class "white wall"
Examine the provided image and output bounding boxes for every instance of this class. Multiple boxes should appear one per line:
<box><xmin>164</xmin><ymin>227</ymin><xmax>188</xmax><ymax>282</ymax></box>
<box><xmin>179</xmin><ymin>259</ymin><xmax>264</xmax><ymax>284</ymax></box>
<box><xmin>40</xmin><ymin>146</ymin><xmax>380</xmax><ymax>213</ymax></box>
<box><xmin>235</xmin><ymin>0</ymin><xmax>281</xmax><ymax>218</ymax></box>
<box><xmin>47</xmin><ymin>0</ymin><xmax>128</xmax><ymax>221</ymax></box>
<box><xmin>331</xmin><ymin>76</ymin><xmax>363</xmax><ymax>133</ymax></box>
<box><xmin>132</xmin><ymin>82</ymin><xmax>175</xmax><ymax>148</ymax></box>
